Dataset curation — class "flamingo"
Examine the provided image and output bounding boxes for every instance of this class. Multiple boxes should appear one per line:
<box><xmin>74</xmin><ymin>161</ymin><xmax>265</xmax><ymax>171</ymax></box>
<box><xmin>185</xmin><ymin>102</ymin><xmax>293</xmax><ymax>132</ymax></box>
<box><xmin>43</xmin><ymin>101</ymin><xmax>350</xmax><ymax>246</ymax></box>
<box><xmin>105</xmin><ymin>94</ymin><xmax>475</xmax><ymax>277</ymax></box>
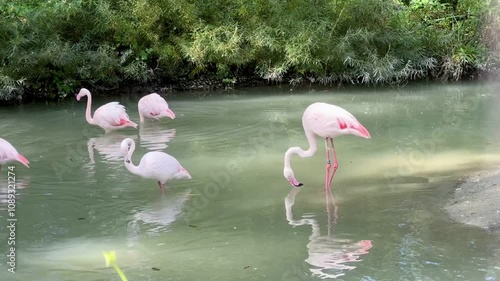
<box><xmin>120</xmin><ymin>138</ymin><xmax>191</xmax><ymax>192</ymax></box>
<box><xmin>137</xmin><ymin>93</ymin><xmax>176</xmax><ymax>123</ymax></box>
<box><xmin>0</xmin><ymin>138</ymin><xmax>29</xmax><ymax>171</ymax></box>
<box><xmin>283</xmin><ymin>102</ymin><xmax>371</xmax><ymax>190</ymax></box>
<box><xmin>76</xmin><ymin>88</ymin><xmax>137</xmax><ymax>133</ymax></box>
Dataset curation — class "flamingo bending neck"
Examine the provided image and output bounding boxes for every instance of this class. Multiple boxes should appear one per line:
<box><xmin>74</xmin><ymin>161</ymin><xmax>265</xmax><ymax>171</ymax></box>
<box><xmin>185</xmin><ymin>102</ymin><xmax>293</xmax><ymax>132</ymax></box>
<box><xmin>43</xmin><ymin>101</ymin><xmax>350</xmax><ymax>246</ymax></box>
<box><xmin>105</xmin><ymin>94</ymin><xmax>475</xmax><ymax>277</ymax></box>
<box><xmin>284</xmin><ymin>129</ymin><xmax>317</xmax><ymax>186</ymax></box>
<box><xmin>122</xmin><ymin>139</ymin><xmax>141</xmax><ymax>176</ymax></box>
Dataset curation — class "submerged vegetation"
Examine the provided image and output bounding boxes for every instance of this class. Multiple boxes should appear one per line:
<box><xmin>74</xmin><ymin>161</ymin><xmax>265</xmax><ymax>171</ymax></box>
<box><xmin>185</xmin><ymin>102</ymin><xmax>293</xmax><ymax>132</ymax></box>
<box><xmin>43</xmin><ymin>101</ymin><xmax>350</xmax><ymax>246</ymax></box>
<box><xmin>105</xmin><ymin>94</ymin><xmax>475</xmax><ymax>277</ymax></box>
<box><xmin>0</xmin><ymin>0</ymin><xmax>499</xmax><ymax>101</ymax></box>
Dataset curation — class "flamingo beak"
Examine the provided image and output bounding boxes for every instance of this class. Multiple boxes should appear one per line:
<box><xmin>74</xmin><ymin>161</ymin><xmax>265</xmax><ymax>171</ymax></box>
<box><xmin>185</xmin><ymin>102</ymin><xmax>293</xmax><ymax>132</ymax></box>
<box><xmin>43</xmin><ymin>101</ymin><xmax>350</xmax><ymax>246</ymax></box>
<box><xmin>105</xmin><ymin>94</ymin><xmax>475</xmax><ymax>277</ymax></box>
<box><xmin>356</xmin><ymin>124</ymin><xmax>371</xmax><ymax>139</ymax></box>
<box><xmin>166</xmin><ymin>109</ymin><xmax>176</xmax><ymax>119</ymax></box>
<box><xmin>17</xmin><ymin>153</ymin><xmax>29</xmax><ymax>168</ymax></box>
<box><xmin>288</xmin><ymin>178</ymin><xmax>303</xmax><ymax>187</ymax></box>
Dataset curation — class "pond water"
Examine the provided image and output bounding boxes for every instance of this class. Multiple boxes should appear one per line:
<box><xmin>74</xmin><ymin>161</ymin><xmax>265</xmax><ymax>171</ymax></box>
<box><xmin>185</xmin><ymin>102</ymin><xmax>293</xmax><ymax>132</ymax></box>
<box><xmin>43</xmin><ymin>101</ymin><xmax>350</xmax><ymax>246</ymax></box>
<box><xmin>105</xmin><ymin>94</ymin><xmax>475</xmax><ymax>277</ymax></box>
<box><xmin>1</xmin><ymin>82</ymin><xmax>500</xmax><ymax>280</ymax></box>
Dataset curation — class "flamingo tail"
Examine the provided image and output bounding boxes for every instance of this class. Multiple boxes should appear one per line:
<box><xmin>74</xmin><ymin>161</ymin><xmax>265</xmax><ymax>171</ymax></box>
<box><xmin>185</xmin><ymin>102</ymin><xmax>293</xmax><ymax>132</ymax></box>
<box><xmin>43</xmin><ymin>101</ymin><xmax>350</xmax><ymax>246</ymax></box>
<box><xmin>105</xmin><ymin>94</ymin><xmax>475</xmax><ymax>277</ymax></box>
<box><xmin>118</xmin><ymin>119</ymin><xmax>138</xmax><ymax>128</ymax></box>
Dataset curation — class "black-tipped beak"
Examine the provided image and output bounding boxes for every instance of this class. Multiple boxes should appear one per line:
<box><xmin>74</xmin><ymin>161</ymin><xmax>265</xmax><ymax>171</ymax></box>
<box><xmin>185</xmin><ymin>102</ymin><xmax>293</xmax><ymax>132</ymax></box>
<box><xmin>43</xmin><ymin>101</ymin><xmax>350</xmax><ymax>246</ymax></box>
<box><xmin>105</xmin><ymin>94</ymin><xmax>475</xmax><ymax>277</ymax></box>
<box><xmin>288</xmin><ymin>178</ymin><xmax>303</xmax><ymax>187</ymax></box>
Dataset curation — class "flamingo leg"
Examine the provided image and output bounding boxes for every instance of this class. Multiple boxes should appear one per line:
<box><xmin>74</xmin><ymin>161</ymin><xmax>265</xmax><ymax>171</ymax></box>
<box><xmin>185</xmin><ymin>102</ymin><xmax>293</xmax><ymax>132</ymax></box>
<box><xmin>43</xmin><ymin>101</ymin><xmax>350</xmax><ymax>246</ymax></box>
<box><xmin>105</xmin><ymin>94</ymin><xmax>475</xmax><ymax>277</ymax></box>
<box><xmin>327</xmin><ymin>138</ymin><xmax>339</xmax><ymax>188</ymax></box>
<box><xmin>325</xmin><ymin>138</ymin><xmax>332</xmax><ymax>192</ymax></box>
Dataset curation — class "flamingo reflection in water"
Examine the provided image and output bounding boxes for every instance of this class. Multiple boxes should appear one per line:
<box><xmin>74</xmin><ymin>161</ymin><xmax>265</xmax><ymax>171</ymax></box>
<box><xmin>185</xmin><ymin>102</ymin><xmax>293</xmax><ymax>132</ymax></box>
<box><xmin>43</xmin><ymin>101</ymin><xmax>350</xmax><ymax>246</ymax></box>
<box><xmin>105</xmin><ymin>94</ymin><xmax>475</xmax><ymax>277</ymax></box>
<box><xmin>285</xmin><ymin>187</ymin><xmax>373</xmax><ymax>279</ymax></box>
<box><xmin>87</xmin><ymin>134</ymin><xmax>138</xmax><ymax>163</ymax></box>
<box><xmin>127</xmin><ymin>189</ymin><xmax>191</xmax><ymax>245</ymax></box>
<box><xmin>139</xmin><ymin>123</ymin><xmax>176</xmax><ymax>151</ymax></box>
<box><xmin>0</xmin><ymin>177</ymin><xmax>29</xmax><ymax>209</ymax></box>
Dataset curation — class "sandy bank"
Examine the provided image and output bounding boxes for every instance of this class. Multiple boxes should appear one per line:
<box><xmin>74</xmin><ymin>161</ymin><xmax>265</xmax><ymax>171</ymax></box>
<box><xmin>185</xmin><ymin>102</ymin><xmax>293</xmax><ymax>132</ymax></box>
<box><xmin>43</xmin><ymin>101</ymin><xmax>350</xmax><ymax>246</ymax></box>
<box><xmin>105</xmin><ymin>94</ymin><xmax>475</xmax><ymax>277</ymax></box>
<box><xmin>445</xmin><ymin>167</ymin><xmax>500</xmax><ymax>235</ymax></box>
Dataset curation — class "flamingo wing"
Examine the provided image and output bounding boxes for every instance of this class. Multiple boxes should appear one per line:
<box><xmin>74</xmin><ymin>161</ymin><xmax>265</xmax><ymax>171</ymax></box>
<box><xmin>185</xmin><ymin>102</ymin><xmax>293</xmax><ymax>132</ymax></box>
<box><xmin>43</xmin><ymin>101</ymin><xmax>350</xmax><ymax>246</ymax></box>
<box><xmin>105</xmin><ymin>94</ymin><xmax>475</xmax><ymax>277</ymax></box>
<box><xmin>304</xmin><ymin>103</ymin><xmax>370</xmax><ymax>138</ymax></box>
<box><xmin>138</xmin><ymin>93</ymin><xmax>175</xmax><ymax>119</ymax></box>
<box><xmin>140</xmin><ymin>152</ymin><xmax>181</xmax><ymax>180</ymax></box>
<box><xmin>141</xmin><ymin>94</ymin><xmax>168</xmax><ymax>115</ymax></box>
<box><xmin>0</xmin><ymin>144</ymin><xmax>16</xmax><ymax>164</ymax></box>
<box><xmin>138</xmin><ymin>93</ymin><xmax>175</xmax><ymax>120</ymax></box>
<box><xmin>95</xmin><ymin>102</ymin><xmax>133</xmax><ymax>126</ymax></box>
<box><xmin>0</xmin><ymin>138</ymin><xmax>29</xmax><ymax>167</ymax></box>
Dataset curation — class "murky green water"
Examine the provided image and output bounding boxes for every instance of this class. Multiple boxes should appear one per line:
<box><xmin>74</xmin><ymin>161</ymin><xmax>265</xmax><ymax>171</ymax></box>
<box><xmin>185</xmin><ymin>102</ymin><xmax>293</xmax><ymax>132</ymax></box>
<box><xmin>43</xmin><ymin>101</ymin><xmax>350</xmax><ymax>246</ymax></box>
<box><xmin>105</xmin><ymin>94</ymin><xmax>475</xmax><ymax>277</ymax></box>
<box><xmin>1</xmin><ymin>82</ymin><xmax>500</xmax><ymax>280</ymax></box>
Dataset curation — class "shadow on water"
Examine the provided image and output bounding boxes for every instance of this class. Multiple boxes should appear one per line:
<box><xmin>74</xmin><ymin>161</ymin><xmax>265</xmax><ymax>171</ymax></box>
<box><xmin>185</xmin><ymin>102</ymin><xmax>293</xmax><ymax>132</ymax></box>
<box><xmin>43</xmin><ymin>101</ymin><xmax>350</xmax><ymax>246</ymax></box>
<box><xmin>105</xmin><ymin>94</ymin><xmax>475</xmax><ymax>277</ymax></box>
<box><xmin>284</xmin><ymin>187</ymin><xmax>373</xmax><ymax>279</ymax></box>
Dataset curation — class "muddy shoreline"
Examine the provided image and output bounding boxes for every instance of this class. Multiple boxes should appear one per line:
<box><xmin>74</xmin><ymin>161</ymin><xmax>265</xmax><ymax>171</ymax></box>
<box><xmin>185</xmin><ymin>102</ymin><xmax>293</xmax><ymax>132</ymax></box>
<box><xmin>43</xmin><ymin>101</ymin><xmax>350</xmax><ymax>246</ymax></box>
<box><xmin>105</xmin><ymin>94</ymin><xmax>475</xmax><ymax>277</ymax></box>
<box><xmin>445</xmin><ymin>167</ymin><xmax>500</xmax><ymax>235</ymax></box>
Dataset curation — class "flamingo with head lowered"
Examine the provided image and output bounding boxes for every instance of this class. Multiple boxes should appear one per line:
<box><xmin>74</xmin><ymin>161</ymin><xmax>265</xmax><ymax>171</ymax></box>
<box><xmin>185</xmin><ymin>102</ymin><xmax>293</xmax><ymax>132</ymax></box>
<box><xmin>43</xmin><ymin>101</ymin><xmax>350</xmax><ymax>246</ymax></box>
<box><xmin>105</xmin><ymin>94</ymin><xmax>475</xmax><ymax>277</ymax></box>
<box><xmin>0</xmin><ymin>138</ymin><xmax>29</xmax><ymax>171</ymax></box>
<box><xmin>284</xmin><ymin>102</ymin><xmax>371</xmax><ymax>190</ymax></box>
<box><xmin>120</xmin><ymin>138</ymin><xmax>191</xmax><ymax>192</ymax></box>
<box><xmin>138</xmin><ymin>93</ymin><xmax>175</xmax><ymax>123</ymax></box>
<box><xmin>76</xmin><ymin>88</ymin><xmax>137</xmax><ymax>133</ymax></box>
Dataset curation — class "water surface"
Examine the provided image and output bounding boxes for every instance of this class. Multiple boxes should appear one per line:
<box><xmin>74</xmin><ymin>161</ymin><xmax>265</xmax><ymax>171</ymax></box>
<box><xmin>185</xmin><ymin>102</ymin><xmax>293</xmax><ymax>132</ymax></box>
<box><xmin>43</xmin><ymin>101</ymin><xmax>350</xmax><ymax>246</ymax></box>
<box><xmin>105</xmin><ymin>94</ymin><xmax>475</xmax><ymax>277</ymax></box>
<box><xmin>1</xmin><ymin>82</ymin><xmax>500</xmax><ymax>280</ymax></box>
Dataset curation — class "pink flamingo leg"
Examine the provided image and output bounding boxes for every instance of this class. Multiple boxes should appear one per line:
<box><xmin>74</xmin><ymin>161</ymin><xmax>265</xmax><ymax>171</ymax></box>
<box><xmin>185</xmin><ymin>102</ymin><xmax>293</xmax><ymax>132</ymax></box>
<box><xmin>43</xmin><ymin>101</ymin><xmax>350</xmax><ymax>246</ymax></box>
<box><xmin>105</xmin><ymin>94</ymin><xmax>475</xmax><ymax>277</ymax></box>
<box><xmin>327</xmin><ymin>138</ymin><xmax>339</xmax><ymax>188</ymax></box>
<box><xmin>158</xmin><ymin>181</ymin><xmax>166</xmax><ymax>193</ymax></box>
<box><xmin>325</xmin><ymin>138</ymin><xmax>332</xmax><ymax>191</ymax></box>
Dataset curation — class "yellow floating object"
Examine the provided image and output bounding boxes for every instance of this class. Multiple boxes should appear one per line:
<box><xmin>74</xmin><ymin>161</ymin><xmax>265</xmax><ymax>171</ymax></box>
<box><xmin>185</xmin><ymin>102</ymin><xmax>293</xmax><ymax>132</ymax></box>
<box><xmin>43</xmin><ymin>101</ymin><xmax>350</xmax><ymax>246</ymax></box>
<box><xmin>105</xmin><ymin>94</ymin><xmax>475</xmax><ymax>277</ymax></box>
<box><xmin>103</xmin><ymin>251</ymin><xmax>129</xmax><ymax>281</ymax></box>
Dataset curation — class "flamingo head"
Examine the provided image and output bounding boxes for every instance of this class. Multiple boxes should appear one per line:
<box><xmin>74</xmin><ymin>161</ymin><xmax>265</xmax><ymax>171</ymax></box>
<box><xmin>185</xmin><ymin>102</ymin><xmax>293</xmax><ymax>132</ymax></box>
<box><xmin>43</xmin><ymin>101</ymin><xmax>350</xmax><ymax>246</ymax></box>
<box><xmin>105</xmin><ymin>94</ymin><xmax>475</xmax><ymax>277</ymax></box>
<box><xmin>352</xmin><ymin>122</ymin><xmax>371</xmax><ymax>139</ymax></box>
<box><xmin>120</xmin><ymin>138</ymin><xmax>133</xmax><ymax>155</ymax></box>
<box><xmin>166</xmin><ymin>108</ymin><xmax>176</xmax><ymax>119</ymax></box>
<box><xmin>284</xmin><ymin>167</ymin><xmax>303</xmax><ymax>187</ymax></box>
<box><xmin>76</xmin><ymin>88</ymin><xmax>90</xmax><ymax>101</ymax></box>
<box><xmin>176</xmin><ymin>166</ymin><xmax>192</xmax><ymax>179</ymax></box>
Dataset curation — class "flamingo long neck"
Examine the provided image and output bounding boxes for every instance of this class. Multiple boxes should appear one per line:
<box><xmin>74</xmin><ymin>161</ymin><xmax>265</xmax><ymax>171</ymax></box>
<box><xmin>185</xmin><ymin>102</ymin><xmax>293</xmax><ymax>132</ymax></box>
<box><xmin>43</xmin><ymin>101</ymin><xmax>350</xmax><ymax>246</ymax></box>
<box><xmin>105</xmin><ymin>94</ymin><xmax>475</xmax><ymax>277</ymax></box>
<box><xmin>83</xmin><ymin>92</ymin><xmax>95</xmax><ymax>125</ymax></box>
<box><xmin>124</xmin><ymin>141</ymin><xmax>142</xmax><ymax>176</ymax></box>
<box><xmin>284</xmin><ymin>129</ymin><xmax>317</xmax><ymax>172</ymax></box>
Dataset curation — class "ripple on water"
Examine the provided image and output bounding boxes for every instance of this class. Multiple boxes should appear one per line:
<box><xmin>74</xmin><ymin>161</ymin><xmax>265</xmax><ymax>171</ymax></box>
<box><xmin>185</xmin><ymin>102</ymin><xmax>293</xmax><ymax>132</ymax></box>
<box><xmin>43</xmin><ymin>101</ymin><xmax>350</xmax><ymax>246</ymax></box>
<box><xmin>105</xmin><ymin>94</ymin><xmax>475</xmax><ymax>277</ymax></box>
<box><xmin>0</xmin><ymin>176</ymin><xmax>30</xmax><ymax>211</ymax></box>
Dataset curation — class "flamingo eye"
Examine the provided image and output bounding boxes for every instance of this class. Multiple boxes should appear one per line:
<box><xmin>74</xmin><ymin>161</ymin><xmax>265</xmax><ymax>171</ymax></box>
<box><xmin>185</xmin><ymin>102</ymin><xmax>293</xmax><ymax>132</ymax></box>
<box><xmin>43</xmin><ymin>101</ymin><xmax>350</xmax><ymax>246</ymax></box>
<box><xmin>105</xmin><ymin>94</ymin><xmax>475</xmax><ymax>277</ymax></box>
<box><xmin>126</xmin><ymin>160</ymin><xmax>130</xmax><ymax>163</ymax></box>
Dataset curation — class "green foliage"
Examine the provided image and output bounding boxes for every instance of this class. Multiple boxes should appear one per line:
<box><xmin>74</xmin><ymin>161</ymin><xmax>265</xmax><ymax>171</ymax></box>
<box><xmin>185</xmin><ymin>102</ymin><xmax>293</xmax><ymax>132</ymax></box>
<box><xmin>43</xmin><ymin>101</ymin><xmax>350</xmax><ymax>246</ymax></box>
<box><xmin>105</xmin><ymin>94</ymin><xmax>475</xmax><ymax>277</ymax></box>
<box><xmin>0</xmin><ymin>0</ymin><xmax>497</xmax><ymax>102</ymax></box>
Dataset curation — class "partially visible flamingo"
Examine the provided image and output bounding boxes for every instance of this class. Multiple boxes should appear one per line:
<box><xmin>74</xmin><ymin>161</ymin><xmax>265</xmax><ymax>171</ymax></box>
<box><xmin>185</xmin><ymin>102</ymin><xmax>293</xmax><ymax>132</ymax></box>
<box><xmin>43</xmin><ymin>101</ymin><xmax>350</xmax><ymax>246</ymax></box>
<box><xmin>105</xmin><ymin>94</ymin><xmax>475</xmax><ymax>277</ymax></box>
<box><xmin>76</xmin><ymin>88</ymin><xmax>137</xmax><ymax>133</ymax></box>
<box><xmin>120</xmin><ymin>138</ymin><xmax>191</xmax><ymax>192</ymax></box>
<box><xmin>0</xmin><ymin>138</ymin><xmax>29</xmax><ymax>170</ymax></box>
<box><xmin>137</xmin><ymin>93</ymin><xmax>176</xmax><ymax>123</ymax></box>
<box><xmin>284</xmin><ymin>102</ymin><xmax>371</xmax><ymax>190</ymax></box>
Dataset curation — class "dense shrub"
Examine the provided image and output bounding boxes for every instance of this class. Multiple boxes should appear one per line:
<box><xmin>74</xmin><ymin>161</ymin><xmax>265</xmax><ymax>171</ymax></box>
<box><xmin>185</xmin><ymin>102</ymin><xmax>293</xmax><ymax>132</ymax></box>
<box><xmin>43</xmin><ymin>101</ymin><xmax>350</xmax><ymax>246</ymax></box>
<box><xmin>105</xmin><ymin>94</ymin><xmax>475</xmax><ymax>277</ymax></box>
<box><xmin>0</xmin><ymin>0</ymin><xmax>498</xmax><ymax>102</ymax></box>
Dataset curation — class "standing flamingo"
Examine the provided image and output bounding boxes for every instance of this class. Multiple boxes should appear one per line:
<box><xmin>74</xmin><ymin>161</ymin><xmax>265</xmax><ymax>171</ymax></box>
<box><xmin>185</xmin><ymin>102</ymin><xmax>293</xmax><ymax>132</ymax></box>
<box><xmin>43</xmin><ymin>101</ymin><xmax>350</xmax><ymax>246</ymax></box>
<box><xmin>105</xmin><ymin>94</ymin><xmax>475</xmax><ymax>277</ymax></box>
<box><xmin>283</xmin><ymin>102</ymin><xmax>371</xmax><ymax>190</ymax></box>
<box><xmin>120</xmin><ymin>138</ymin><xmax>191</xmax><ymax>192</ymax></box>
<box><xmin>0</xmin><ymin>138</ymin><xmax>29</xmax><ymax>171</ymax></box>
<box><xmin>137</xmin><ymin>93</ymin><xmax>176</xmax><ymax>123</ymax></box>
<box><xmin>76</xmin><ymin>88</ymin><xmax>137</xmax><ymax>133</ymax></box>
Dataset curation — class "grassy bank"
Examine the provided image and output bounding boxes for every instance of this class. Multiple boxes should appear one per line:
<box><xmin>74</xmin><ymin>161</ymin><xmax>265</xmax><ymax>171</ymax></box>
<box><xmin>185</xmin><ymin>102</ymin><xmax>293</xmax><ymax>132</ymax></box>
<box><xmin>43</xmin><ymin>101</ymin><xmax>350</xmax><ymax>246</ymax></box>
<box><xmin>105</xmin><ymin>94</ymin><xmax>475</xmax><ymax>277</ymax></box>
<box><xmin>1</xmin><ymin>0</ymin><xmax>499</xmax><ymax>102</ymax></box>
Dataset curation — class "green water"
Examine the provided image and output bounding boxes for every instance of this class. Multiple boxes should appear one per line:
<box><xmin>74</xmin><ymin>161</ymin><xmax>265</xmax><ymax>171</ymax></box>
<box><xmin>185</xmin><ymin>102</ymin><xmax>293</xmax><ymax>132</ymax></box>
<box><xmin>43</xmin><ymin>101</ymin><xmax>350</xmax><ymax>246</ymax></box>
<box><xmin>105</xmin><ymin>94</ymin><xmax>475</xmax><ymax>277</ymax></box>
<box><xmin>1</xmin><ymin>82</ymin><xmax>500</xmax><ymax>280</ymax></box>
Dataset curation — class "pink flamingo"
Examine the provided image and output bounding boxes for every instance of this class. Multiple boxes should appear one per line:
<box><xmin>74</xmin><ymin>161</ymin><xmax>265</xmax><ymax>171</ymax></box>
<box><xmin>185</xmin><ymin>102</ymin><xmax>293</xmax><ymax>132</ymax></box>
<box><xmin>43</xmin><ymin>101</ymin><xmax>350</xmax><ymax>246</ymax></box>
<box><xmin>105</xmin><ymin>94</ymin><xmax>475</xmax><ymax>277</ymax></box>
<box><xmin>284</xmin><ymin>102</ymin><xmax>371</xmax><ymax>190</ymax></box>
<box><xmin>120</xmin><ymin>138</ymin><xmax>191</xmax><ymax>192</ymax></box>
<box><xmin>138</xmin><ymin>93</ymin><xmax>176</xmax><ymax>123</ymax></box>
<box><xmin>76</xmin><ymin>88</ymin><xmax>137</xmax><ymax>133</ymax></box>
<box><xmin>0</xmin><ymin>138</ymin><xmax>29</xmax><ymax>170</ymax></box>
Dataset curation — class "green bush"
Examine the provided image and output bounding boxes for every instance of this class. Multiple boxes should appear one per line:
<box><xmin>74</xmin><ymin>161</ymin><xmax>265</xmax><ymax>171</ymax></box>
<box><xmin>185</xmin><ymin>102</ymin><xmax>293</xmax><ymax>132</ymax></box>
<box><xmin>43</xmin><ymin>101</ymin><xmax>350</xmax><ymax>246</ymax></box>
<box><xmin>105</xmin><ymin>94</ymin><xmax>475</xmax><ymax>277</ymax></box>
<box><xmin>0</xmin><ymin>0</ymin><xmax>497</xmax><ymax>102</ymax></box>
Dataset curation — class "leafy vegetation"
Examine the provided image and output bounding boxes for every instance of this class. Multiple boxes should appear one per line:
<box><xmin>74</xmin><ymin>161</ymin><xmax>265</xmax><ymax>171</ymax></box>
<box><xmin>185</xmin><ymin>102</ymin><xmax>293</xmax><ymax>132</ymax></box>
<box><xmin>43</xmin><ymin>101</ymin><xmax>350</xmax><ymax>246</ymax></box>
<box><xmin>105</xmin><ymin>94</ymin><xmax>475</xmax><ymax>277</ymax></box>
<box><xmin>0</xmin><ymin>0</ymin><xmax>498</xmax><ymax>102</ymax></box>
